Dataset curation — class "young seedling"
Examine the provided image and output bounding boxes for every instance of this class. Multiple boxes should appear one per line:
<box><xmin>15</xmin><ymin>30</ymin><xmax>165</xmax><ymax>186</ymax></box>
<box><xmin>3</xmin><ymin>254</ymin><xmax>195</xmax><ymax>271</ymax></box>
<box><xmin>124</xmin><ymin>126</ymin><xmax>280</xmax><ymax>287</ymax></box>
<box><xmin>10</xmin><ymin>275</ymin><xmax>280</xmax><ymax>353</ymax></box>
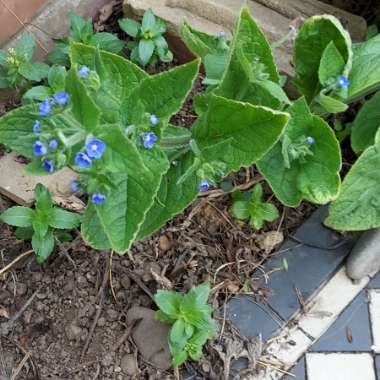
<box><xmin>48</xmin><ymin>13</ymin><xmax>125</xmax><ymax>66</ymax></box>
<box><xmin>0</xmin><ymin>184</ymin><xmax>80</xmax><ymax>263</ymax></box>
<box><xmin>0</xmin><ymin>34</ymin><xmax>49</xmax><ymax>91</ymax></box>
<box><xmin>119</xmin><ymin>9</ymin><xmax>173</xmax><ymax>66</ymax></box>
<box><xmin>231</xmin><ymin>184</ymin><xmax>279</xmax><ymax>229</ymax></box>
<box><xmin>154</xmin><ymin>284</ymin><xmax>215</xmax><ymax>367</ymax></box>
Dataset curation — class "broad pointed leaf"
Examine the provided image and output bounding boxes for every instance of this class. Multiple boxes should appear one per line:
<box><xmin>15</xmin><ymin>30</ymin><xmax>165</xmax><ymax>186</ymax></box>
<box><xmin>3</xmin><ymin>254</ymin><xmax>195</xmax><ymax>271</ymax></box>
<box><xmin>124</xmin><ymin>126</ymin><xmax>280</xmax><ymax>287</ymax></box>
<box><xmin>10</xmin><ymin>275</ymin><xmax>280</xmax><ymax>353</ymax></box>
<box><xmin>258</xmin><ymin>98</ymin><xmax>341</xmax><ymax>206</ymax></box>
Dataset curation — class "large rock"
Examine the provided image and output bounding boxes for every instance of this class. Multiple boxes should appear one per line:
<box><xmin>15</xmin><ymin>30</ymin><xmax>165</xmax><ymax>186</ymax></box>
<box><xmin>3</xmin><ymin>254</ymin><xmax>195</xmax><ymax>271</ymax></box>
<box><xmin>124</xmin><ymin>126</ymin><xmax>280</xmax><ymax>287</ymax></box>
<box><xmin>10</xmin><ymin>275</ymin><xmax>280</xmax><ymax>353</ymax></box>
<box><xmin>346</xmin><ymin>229</ymin><xmax>380</xmax><ymax>281</ymax></box>
<box><xmin>126</xmin><ymin>306</ymin><xmax>172</xmax><ymax>370</ymax></box>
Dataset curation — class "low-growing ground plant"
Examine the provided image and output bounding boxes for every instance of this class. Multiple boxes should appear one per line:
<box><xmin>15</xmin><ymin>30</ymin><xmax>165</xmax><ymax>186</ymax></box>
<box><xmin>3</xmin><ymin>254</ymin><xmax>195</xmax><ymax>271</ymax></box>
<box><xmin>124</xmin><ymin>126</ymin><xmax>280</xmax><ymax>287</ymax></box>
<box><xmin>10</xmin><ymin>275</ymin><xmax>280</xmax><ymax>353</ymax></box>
<box><xmin>119</xmin><ymin>9</ymin><xmax>173</xmax><ymax>66</ymax></box>
<box><xmin>0</xmin><ymin>34</ymin><xmax>49</xmax><ymax>91</ymax></box>
<box><xmin>154</xmin><ymin>284</ymin><xmax>215</xmax><ymax>367</ymax></box>
<box><xmin>0</xmin><ymin>184</ymin><xmax>80</xmax><ymax>263</ymax></box>
<box><xmin>48</xmin><ymin>13</ymin><xmax>125</xmax><ymax>66</ymax></box>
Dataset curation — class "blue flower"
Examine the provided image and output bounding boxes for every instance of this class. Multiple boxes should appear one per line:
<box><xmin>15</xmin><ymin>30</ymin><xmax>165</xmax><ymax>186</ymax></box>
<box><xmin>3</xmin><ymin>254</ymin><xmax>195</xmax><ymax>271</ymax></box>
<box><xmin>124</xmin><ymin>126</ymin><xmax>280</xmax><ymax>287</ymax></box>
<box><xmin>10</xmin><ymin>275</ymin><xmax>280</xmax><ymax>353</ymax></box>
<box><xmin>199</xmin><ymin>181</ymin><xmax>210</xmax><ymax>192</ymax></box>
<box><xmin>306</xmin><ymin>136</ymin><xmax>314</xmax><ymax>145</ymax></box>
<box><xmin>70</xmin><ymin>180</ymin><xmax>80</xmax><ymax>193</ymax></box>
<box><xmin>33</xmin><ymin>120</ymin><xmax>41</xmax><ymax>134</ymax></box>
<box><xmin>54</xmin><ymin>91</ymin><xmax>70</xmax><ymax>106</ymax></box>
<box><xmin>337</xmin><ymin>75</ymin><xmax>350</xmax><ymax>89</ymax></box>
<box><xmin>85</xmin><ymin>138</ymin><xmax>106</xmax><ymax>159</ymax></box>
<box><xmin>216</xmin><ymin>31</ymin><xmax>226</xmax><ymax>38</ymax></box>
<box><xmin>142</xmin><ymin>132</ymin><xmax>158</xmax><ymax>149</ymax></box>
<box><xmin>42</xmin><ymin>159</ymin><xmax>54</xmax><ymax>173</ymax></box>
<box><xmin>49</xmin><ymin>139</ymin><xmax>58</xmax><ymax>151</ymax></box>
<box><xmin>39</xmin><ymin>99</ymin><xmax>53</xmax><ymax>116</ymax></box>
<box><xmin>33</xmin><ymin>141</ymin><xmax>47</xmax><ymax>157</ymax></box>
<box><xmin>91</xmin><ymin>193</ymin><xmax>106</xmax><ymax>205</ymax></box>
<box><xmin>75</xmin><ymin>152</ymin><xmax>92</xmax><ymax>169</ymax></box>
<box><xmin>149</xmin><ymin>114</ymin><xmax>159</xmax><ymax>126</ymax></box>
<box><xmin>78</xmin><ymin>66</ymin><xmax>90</xmax><ymax>78</ymax></box>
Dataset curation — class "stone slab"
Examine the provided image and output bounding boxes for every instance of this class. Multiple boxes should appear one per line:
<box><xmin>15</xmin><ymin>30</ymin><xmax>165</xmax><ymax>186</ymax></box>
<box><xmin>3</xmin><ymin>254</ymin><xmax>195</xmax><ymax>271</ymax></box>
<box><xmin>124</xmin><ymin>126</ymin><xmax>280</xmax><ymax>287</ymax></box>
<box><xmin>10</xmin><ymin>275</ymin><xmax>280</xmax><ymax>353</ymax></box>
<box><xmin>376</xmin><ymin>356</ymin><xmax>380</xmax><ymax>379</ymax></box>
<box><xmin>306</xmin><ymin>353</ymin><xmax>376</xmax><ymax>380</ymax></box>
<box><xmin>123</xmin><ymin>0</ymin><xmax>294</xmax><ymax>76</ymax></box>
<box><xmin>226</xmin><ymin>296</ymin><xmax>284</xmax><ymax>341</ymax></box>
<box><xmin>310</xmin><ymin>290</ymin><xmax>372</xmax><ymax>352</ymax></box>
<box><xmin>297</xmin><ymin>267</ymin><xmax>369</xmax><ymax>340</ymax></box>
<box><xmin>259</xmin><ymin>207</ymin><xmax>355</xmax><ymax>321</ymax></box>
<box><xmin>0</xmin><ymin>152</ymin><xmax>84</xmax><ymax>212</ymax></box>
<box><xmin>369</xmin><ymin>290</ymin><xmax>380</xmax><ymax>353</ymax></box>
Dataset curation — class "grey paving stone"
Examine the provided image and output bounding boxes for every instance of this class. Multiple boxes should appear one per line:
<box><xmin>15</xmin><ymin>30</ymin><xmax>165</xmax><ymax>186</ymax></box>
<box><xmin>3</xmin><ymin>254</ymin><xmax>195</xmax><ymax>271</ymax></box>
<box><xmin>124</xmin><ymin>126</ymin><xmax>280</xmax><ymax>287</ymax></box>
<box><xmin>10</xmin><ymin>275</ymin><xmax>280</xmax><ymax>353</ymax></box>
<box><xmin>283</xmin><ymin>356</ymin><xmax>306</xmax><ymax>380</ymax></box>
<box><xmin>309</xmin><ymin>291</ymin><xmax>372</xmax><ymax>352</ymax></box>
<box><xmin>368</xmin><ymin>271</ymin><xmax>380</xmax><ymax>289</ymax></box>
<box><xmin>375</xmin><ymin>356</ymin><xmax>380</xmax><ymax>379</ymax></box>
<box><xmin>261</xmin><ymin>207</ymin><xmax>356</xmax><ymax>320</ymax></box>
<box><xmin>226</xmin><ymin>296</ymin><xmax>283</xmax><ymax>340</ymax></box>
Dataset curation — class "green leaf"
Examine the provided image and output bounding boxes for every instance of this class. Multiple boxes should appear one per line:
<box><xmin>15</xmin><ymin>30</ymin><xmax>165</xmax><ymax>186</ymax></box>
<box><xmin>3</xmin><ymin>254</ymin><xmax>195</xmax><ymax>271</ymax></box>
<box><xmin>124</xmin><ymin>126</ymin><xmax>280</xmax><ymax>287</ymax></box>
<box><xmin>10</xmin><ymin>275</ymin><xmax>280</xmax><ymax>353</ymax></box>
<box><xmin>155</xmin><ymin>290</ymin><xmax>183</xmax><ymax>317</ymax></box>
<box><xmin>367</xmin><ymin>25</ymin><xmax>378</xmax><ymax>40</ymax></box>
<box><xmin>170</xmin><ymin>319</ymin><xmax>188</xmax><ymax>348</ymax></box>
<box><xmin>32</xmin><ymin>217</ymin><xmax>49</xmax><ymax>238</ymax></box>
<box><xmin>216</xmin><ymin>7</ymin><xmax>279</xmax><ymax>101</ymax></box>
<box><xmin>142</xmin><ymin>9</ymin><xmax>156</xmax><ymax>32</ymax></box>
<box><xmin>32</xmin><ymin>230</ymin><xmax>55</xmax><ymax>263</ymax></box>
<box><xmin>351</xmin><ymin>91</ymin><xmax>380</xmax><ymax>153</ymax></box>
<box><xmin>34</xmin><ymin>183</ymin><xmax>53</xmax><ymax>211</ymax></box>
<box><xmin>15</xmin><ymin>227</ymin><xmax>34</xmax><ymax>239</ymax></box>
<box><xmin>171</xmin><ymin>350</ymin><xmax>188</xmax><ymax>368</ymax></box>
<box><xmin>81</xmin><ymin>127</ymin><xmax>169</xmax><ymax>253</ymax></box>
<box><xmin>204</xmin><ymin>52</ymin><xmax>228</xmax><ymax>84</ymax></box>
<box><xmin>48</xmin><ymin>65</ymin><xmax>67</xmax><ymax>91</ymax></box>
<box><xmin>294</xmin><ymin>15</ymin><xmax>352</xmax><ymax>102</ymax></box>
<box><xmin>155</xmin><ymin>310</ymin><xmax>177</xmax><ymax>324</ymax></box>
<box><xmin>49</xmin><ymin>208</ymin><xmax>80</xmax><ymax>229</ymax></box>
<box><xmin>192</xmin><ymin>95</ymin><xmax>289</xmax><ymax>173</ymax></box>
<box><xmin>180</xmin><ymin>22</ymin><xmax>218</xmax><ymax>59</ymax></box>
<box><xmin>188</xmin><ymin>284</ymin><xmax>211</xmax><ymax>305</ymax></box>
<box><xmin>69</xmin><ymin>43</ymin><xmax>148</xmax><ymax>123</ymax></box>
<box><xmin>69</xmin><ymin>13</ymin><xmax>93</xmax><ymax>42</ymax></box>
<box><xmin>90</xmin><ymin>33</ymin><xmax>125</xmax><ymax>53</ymax></box>
<box><xmin>258</xmin><ymin>98</ymin><xmax>341</xmax><ymax>207</ymax></box>
<box><xmin>47</xmin><ymin>47</ymin><xmax>70</xmax><ymax>66</ymax></box>
<box><xmin>137</xmin><ymin>151</ymin><xmax>199</xmax><ymax>239</ymax></box>
<box><xmin>66</xmin><ymin>68</ymin><xmax>101</xmax><ymax>131</ymax></box>
<box><xmin>318</xmin><ymin>41</ymin><xmax>346</xmax><ymax>86</ymax></box>
<box><xmin>138</xmin><ymin>39</ymin><xmax>155</xmax><ymax>65</ymax></box>
<box><xmin>18</xmin><ymin>62</ymin><xmax>50</xmax><ymax>82</ymax></box>
<box><xmin>0</xmin><ymin>50</ymin><xmax>7</xmax><ymax>66</ymax></box>
<box><xmin>126</xmin><ymin>60</ymin><xmax>200</xmax><ymax>124</ymax></box>
<box><xmin>248</xmin><ymin>184</ymin><xmax>279</xmax><ymax>229</ymax></box>
<box><xmin>119</xmin><ymin>18</ymin><xmax>141</xmax><ymax>37</ymax></box>
<box><xmin>1</xmin><ymin>206</ymin><xmax>35</xmax><ymax>227</ymax></box>
<box><xmin>22</xmin><ymin>85</ymin><xmax>52</xmax><ymax>102</ymax></box>
<box><xmin>231</xmin><ymin>200</ymin><xmax>250</xmax><ymax>220</ymax></box>
<box><xmin>317</xmin><ymin>92</ymin><xmax>348</xmax><ymax>114</ymax></box>
<box><xmin>15</xmin><ymin>34</ymin><xmax>36</xmax><ymax>60</ymax></box>
<box><xmin>348</xmin><ymin>34</ymin><xmax>380</xmax><ymax>101</ymax></box>
<box><xmin>326</xmin><ymin>141</ymin><xmax>380</xmax><ymax>230</ymax></box>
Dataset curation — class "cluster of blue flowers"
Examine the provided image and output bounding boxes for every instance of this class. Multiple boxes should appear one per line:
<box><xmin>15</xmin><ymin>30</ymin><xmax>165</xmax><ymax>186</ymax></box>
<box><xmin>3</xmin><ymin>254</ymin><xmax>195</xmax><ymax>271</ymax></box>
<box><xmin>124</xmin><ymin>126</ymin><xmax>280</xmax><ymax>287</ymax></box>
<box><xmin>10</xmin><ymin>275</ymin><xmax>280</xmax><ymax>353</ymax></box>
<box><xmin>140</xmin><ymin>115</ymin><xmax>159</xmax><ymax>149</ymax></box>
<box><xmin>74</xmin><ymin>138</ymin><xmax>107</xmax><ymax>205</ymax></box>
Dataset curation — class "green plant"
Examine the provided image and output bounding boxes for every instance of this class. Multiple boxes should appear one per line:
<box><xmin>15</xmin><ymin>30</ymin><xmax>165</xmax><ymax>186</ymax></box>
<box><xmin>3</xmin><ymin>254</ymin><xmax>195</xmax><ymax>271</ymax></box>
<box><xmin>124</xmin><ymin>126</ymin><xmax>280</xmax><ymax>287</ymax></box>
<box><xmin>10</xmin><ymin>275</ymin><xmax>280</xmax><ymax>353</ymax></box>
<box><xmin>154</xmin><ymin>284</ymin><xmax>215</xmax><ymax>367</ymax></box>
<box><xmin>119</xmin><ymin>9</ymin><xmax>173</xmax><ymax>66</ymax></box>
<box><xmin>231</xmin><ymin>184</ymin><xmax>279</xmax><ymax>229</ymax></box>
<box><xmin>0</xmin><ymin>184</ymin><xmax>80</xmax><ymax>263</ymax></box>
<box><xmin>0</xmin><ymin>34</ymin><xmax>49</xmax><ymax>91</ymax></box>
<box><xmin>47</xmin><ymin>13</ymin><xmax>125</xmax><ymax>66</ymax></box>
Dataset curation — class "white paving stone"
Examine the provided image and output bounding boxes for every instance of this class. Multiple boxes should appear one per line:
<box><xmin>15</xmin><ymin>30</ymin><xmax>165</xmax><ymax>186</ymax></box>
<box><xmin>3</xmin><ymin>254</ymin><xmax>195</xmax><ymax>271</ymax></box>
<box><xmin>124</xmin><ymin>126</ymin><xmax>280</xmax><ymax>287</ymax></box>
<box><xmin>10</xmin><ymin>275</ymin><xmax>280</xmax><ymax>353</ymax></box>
<box><xmin>306</xmin><ymin>353</ymin><xmax>376</xmax><ymax>380</ymax></box>
<box><xmin>297</xmin><ymin>267</ymin><xmax>369</xmax><ymax>339</ymax></box>
<box><xmin>369</xmin><ymin>289</ymin><xmax>380</xmax><ymax>353</ymax></box>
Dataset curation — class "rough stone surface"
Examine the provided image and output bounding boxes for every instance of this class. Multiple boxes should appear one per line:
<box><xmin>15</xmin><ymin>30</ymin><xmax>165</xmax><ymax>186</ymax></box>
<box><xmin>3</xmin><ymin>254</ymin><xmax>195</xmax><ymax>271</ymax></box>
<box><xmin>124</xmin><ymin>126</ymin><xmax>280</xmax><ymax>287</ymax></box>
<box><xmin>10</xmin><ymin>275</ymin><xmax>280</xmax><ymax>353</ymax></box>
<box><xmin>0</xmin><ymin>152</ymin><xmax>84</xmax><ymax>212</ymax></box>
<box><xmin>120</xmin><ymin>354</ymin><xmax>139</xmax><ymax>376</ymax></box>
<box><xmin>126</xmin><ymin>306</ymin><xmax>171</xmax><ymax>370</ymax></box>
<box><xmin>346</xmin><ymin>229</ymin><xmax>380</xmax><ymax>281</ymax></box>
<box><xmin>123</xmin><ymin>0</ymin><xmax>294</xmax><ymax>75</ymax></box>
<box><xmin>254</xmin><ymin>0</ymin><xmax>366</xmax><ymax>41</ymax></box>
